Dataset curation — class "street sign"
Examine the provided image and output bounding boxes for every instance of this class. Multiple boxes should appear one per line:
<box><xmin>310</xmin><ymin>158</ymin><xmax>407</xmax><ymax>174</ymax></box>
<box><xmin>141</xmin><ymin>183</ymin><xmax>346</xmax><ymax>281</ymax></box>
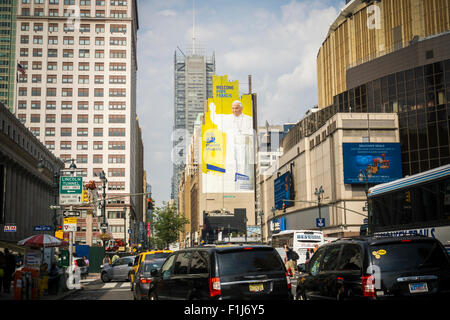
<box><xmin>63</xmin><ymin>210</ymin><xmax>81</xmax><ymax>217</ymax></box>
<box><xmin>316</xmin><ymin>218</ymin><xmax>325</xmax><ymax>228</ymax></box>
<box><xmin>55</xmin><ymin>230</ymin><xmax>64</xmax><ymax>239</ymax></box>
<box><xmin>59</xmin><ymin>176</ymin><xmax>83</xmax><ymax>205</ymax></box>
<box><xmin>63</xmin><ymin>217</ymin><xmax>77</xmax><ymax>232</ymax></box>
<box><xmin>128</xmin><ymin>228</ymin><xmax>132</xmax><ymax>234</ymax></box>
<box><xmin>33</xmin><ymin>225</ymin><xmax>52</xmax><ymax>232</ymax></box>
<box><xmin>100</xmin><ymin>223</ymin><xmax>108</xmax><ymax>229</ymax></box>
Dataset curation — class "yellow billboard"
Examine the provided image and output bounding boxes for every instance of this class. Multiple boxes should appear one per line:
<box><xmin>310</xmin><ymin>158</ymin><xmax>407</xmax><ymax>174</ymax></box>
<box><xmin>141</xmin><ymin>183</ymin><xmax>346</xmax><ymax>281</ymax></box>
<box><xmin>202</xmin><ymin>75</ymin><xmax>254</xmax><ymax>193</ymax></box>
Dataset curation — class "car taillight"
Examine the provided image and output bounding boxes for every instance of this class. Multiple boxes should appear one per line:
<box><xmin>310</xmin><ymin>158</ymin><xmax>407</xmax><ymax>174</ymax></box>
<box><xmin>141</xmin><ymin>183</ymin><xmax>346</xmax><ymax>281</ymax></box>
<box><xmin>140</xmin><ymin>278</ymin><xmax>152</xmax><ymax>284</ymax></box>
<box><xmin>361</xmin><ymin>275</ymin><xmax>376</xmax><ymax>298</ymax></box>
<box><xmin>209</xmin><ymin>277</ymin><xmax>221</xmax><ymax>297</ymax></box>
<box><xmin>285</xmin><ymin>272</ymin><xmax>292</xmax><ymax>290</ymax></box>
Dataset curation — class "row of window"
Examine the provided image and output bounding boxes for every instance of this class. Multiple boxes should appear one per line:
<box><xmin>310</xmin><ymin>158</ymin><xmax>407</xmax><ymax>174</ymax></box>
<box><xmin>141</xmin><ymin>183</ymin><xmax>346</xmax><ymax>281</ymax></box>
<box><xmin>18</xmin><ymin>87</ymin><xmax>127</xmax><ymax>97</ymax></box>
<box><xmin>46</xmin><ymin>140</ymin><xmax>126</xmax><ymax>152</ymax></box>
<box><xmin>21</xmin><ymin>22</ymin><xmax>126</xmax><ymax>33</ymax></box>
<box><xmin>18</xmin><ymin>74</ymin><xmax>127</xmax><ymax>85</ymax></box>
<box><xmin>46</xmin><ymin>140</ymin><xmax>125</xmax><ymax>149</ymax></box>
<box><xmin>19</xmin><ymin>113</ymin><xmax>127</xmax><ymax>125</ymax></box>
<box><xmin>46</xmin><ymin>166</ymin><xmax>126</xmax><ymax>177</ymax></box>
<box><xmin>17</xmin><ymin>61</ymin><xmax>127</xmax><ymax>72</ymax></box>
<box><xmin>31</xmin><ymin>126</ymin><xmax>126</xmax><ymax>138</ymax></box>
<box><xmin>20</xmin><ymin>35</ymin><xmax>127</xmax><ymax>46</ymax></box>
<box><xmin>18</xmin><ymin>101</ymin><xmax>126</xmax><ymax>110</ymax></box>
<box><xmin>20</xmin><ymin>48</ymin><xmax>127</xmax><ymax>59</ymax></box>
<box><xmin>23</xmin><ymin>0</ymin><xmax>127</xmax><ymax>6</ymax></box>
<box><xmin>20</xmin><ymin>8</ymin><xmax>127</xmax><ymax>18</ymax></box>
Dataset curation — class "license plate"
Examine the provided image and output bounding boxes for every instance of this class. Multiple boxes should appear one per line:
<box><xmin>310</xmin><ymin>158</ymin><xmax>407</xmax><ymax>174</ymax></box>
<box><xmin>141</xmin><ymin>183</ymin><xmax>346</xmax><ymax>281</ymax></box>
<box><xmin>249</xmin><ymin>283</ymin><xmax>264</xmax><ymax>292</ymax></box>
<box><xmin>409</xmin><ymin>282</ymin><xmax>428</xmax><ymax>293</ymax></box>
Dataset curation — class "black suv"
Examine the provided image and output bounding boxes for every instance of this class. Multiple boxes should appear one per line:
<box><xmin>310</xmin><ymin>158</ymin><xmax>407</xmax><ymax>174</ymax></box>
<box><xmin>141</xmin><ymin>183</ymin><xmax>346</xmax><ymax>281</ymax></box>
<box><xmin>296</xmin><ymin>236</ymin><xmax>450</xmax><ymax>300</ymax></box>
<box><xmin>147</xmin><ymin>245</ymin><xmax>292</xmax><ymax>300</ymax></box>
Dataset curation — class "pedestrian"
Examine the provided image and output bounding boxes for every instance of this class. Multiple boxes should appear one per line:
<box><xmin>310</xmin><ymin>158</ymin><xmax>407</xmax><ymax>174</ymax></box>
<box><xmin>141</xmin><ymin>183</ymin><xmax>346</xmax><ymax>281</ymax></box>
<box><xmin>112</xmin><ymin>254</ymin><xmax>120</xmax><ymax>264</ymax></box>
<box><xmin>39</xmin><ymin>262</ymin><xmax>49</xmax><ymax>296</ymax></box>
<box><xmin>83</xmin><ymin>256</ymin><xmax>90</xmax><ymax>277</ymax></box>
<box><xmin>313</xmin><ymin>244</ymin><xmax>319</xmax><ymax>253</ymax></box>
<box><xmin>3</xmin><ymin>249</ymin><xmax>16</xmax><ymax>293</ymax></box>
<box><xmin>103</xmin><ymin>255</ymin><xmax>111</xmax><ymax>265</ymax></box>
<box><xmin>48</xmin><ymin>262</ymin><xmax>60</xmax><ymax>295</ymax></box>
<box><xmin>0</xmin><ymin>251</ymin><xmax>5</xmax><ymax>295</ymax></box>
<box><xmin>284</xmin><ymin>244</ymin><xmax>297</xmax><ymax>276</ymax></box>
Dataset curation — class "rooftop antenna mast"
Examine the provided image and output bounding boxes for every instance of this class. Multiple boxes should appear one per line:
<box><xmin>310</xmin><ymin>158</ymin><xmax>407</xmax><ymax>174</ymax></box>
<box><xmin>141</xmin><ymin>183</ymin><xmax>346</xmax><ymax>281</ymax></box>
<box><xmin>192</xmin><ymin>0</ymin><xmax>196</xmax><ymax>55</ymax></box>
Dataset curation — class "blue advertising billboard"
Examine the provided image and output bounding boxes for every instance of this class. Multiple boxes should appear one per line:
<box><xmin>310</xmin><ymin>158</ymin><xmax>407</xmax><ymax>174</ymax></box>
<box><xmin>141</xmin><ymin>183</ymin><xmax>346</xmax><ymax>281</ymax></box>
<box><xmin>343</xmin><ymin>143</ymin><xmax>402</xmax><ymax>184</ymax></box>
<box><xmin>274</xmin><ymin>171</ymin><xmax>294</xmax><ymax>209</ymax></box>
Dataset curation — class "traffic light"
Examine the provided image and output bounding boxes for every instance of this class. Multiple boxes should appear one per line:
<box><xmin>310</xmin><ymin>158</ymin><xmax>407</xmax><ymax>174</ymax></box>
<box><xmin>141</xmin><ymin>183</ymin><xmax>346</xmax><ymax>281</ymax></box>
<box><xmin>147</xmin><ymin>197</ymin><xmax>154</xmax><ymax>210</ymax></box>
<box><xmin>82</xmin><ymin>189</ymin><xmax>90</xmax><ymax>203</ymax></box>
<box><xmin>282</xmin><ymin>201</ymin><xmax>286</xmax><ymax>213</ymax></box>
<box><xmin>405</xmin><ymin>191</ymin><xmax>411</xmax><ymax>203</ymax></box>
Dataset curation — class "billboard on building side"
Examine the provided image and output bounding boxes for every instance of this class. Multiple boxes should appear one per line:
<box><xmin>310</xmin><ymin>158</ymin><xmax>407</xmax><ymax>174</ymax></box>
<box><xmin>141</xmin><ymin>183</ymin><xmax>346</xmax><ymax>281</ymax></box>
<box><xmin>343</xmin><ymin>143</ymin><xmax>402</xmax><ymax>184</ymax></box>
<box><xmin>202</xmin><ymin>75</ymin><xmax>254</xmax><ymax>193</ymax></box>
<box><xmin>274</xmin><ymin>171</ymin><xmax>294</xmax><ymax>210</ymax></box>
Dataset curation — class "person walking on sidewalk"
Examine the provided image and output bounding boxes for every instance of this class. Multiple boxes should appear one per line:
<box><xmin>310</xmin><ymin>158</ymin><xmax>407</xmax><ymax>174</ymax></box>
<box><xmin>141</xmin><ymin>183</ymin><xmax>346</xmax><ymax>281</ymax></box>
<box><xmin>0</xmin><ymin>251</ymin><xmax>5</xmax><ymax>295</ymax></box>
<box><xmin>3</xmin><ymin>249</ymin><xmax>16</xmax><ymax>293</ymax></box>
<box><xmin>83</xmin><ymin>256</ymin><xmax>89</xmax><ymax>278</ymax></box>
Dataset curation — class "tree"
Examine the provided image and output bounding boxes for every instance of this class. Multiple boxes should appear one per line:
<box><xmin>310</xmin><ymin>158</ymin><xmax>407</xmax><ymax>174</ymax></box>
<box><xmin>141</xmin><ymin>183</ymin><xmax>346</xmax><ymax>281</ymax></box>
<box><xmin>151</xmin><ymin>201</ymin><xmax>189</xmax><ymax>249</ymax></box>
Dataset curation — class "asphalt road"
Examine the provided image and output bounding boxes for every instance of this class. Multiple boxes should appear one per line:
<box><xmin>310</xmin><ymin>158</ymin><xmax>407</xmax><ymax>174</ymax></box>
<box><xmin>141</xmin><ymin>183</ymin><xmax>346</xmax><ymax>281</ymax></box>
<box><xmin>63</xmin><ymin>279</ymin><xmax>134</xmax><ymax>300</ymax></box>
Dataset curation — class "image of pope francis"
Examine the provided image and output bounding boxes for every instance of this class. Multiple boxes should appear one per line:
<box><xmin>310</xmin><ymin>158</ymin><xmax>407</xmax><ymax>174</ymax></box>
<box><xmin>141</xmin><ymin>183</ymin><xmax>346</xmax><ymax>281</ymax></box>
<box><xmin>208</xmin><ymin>100</ymin><xmax>254</xmax><ymax>183</ymax></box>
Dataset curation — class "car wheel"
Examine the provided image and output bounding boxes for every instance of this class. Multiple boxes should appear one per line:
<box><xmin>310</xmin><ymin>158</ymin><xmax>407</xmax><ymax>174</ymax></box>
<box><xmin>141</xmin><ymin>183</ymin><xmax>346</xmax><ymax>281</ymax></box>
<box><xmin>149</xmin><ymin>292</ymin><xmax>157</xmax><ymax>300</ymax></box>
<box><xmin>101</xmin><ymin>272</ymin><xmax>110</xmax><ymax>283</ymax></box>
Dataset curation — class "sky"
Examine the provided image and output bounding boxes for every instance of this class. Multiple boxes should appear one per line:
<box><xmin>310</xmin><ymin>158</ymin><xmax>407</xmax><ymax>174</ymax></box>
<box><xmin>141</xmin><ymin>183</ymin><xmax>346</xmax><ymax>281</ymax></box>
<box><xmin>136</xmin><ymin>0</ymin><xmax>345</xmax><ymax>206</ymax></box>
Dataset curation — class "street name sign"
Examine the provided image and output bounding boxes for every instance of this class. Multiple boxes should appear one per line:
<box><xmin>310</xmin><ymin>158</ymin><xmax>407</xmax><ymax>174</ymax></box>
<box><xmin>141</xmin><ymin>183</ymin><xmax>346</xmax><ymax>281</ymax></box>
<box><xmin>33</xmin><ymin>225</ymin><xmax>52</xmax><ymax>232</ymax></box>
<box><xmin>59</xmin><ymin>176</ymin><xmax>83</xmax><ymax>205</ymax></box>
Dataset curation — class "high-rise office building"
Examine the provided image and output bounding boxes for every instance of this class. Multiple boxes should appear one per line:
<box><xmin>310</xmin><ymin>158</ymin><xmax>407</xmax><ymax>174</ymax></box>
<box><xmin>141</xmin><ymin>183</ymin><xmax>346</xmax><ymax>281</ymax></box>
<box><xmin>14</xmin><ymin>0</ymin><xmax>142</xmax><ymax>247</ymax></box>
<box><xmin>0</xmin><ymin>0</ymin><xmax>17</xmax><ymax>111</ymax></box>
<box><xmin>172</xmin><ymin>49</ymin><xmax>215</xmax><ymax>204</ymax></box>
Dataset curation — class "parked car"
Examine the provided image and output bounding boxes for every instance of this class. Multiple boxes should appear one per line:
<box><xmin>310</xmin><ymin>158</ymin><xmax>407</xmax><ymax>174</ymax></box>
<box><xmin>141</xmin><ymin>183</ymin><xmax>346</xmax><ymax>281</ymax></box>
<box><xmin>130</xmin><ymin>250</ymin><xmax>172</xmax><ymax>290</ymax></box>
<box><xmin>101</xmin><ymin>255</ymin><xmax>136</xmax><ymax>282</ymax></box>
<box><xmin>296</xmin><ymin>235</ymin><xmax>450</xmax><ymax>300</ymax></box>
<box><xmin>148</xmin><ymin>245</ymin><xmax>293</xmax><ymax>300</ymax></box>
<box><xmin>132</xmin><ymin>258</ymin><xmax>166</xmax><ymax>300</ymax></box>
<box><xmin>73</xmin><ymin>257</ymin><xmax>88</xmax><ymax>278</ymax></box>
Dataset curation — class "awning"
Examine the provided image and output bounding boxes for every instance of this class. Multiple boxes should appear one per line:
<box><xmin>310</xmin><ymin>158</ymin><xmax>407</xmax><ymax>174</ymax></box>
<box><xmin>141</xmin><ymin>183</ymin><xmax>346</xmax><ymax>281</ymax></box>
<box><xmin>0</xmin><ymin>240</ymin><xmax>27</xmax><ymax>254</ymax></box>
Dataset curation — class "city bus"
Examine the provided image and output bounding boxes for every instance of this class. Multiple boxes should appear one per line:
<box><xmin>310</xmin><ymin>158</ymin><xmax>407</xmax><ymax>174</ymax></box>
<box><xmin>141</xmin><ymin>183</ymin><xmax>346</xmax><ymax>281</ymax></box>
<box><xmin>271</xmin><ymin>230</ymin><xmax>324</xmax><ymax>264</ymax></box>
<box><xmin>368</xmin><ymin>164</ymin><xmax>450</xmax><ymax>254</ymax></box>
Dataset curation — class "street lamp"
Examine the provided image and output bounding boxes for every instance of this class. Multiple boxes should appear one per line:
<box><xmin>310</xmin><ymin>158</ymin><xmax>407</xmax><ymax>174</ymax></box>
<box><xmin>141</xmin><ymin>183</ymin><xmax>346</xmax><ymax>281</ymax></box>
<box><xmin>358</xmin><ymin>169</ymin><xmax>372</xmax><ymax>231</ymax></box>
<box><xmin>37</xmin><ymin>158</ymin><xmax>62</xmax><ymax>232</ymax></box>
<box><xmin>314</xmin><ymin>186</ymin><xmax>324</xmax><ymax>231</ymax></box>
<box><xmin>123</xmin><ymin>205</ymin><xmax>127</xmax><ymax>251</ymax></box>
<box><xmin>97</xmin><ymin>170</ymin><xmax>108</xmax><ymax>249</ymax></box>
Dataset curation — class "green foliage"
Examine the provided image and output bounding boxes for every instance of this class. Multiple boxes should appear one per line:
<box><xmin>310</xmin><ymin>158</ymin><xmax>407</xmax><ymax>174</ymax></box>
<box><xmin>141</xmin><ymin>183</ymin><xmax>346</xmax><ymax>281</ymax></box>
<box><xmin>151</xmin><ymin>201</ymin><xmax>189</xmax><ymax>248</ymax></box>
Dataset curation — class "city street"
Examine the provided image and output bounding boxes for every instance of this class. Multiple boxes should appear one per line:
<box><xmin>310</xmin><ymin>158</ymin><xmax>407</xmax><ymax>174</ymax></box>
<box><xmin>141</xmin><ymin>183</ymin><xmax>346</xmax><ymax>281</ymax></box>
<box><xmin>64</xmin><ymin>277</ymin><xmax>133</xmax><ymax>301</ymax></box>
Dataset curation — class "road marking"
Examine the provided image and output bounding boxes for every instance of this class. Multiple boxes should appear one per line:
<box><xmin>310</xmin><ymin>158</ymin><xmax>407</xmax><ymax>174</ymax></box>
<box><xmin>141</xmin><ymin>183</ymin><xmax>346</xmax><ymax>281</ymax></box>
<box><xmin>120</xmin><ymin>282</ymin><xmax>131</xmax><ymax>288</ymax></box>
<box><xmin>103</xmin><ymin>283</ymin><xmax>117</xmax><ymax>289</ymax></box>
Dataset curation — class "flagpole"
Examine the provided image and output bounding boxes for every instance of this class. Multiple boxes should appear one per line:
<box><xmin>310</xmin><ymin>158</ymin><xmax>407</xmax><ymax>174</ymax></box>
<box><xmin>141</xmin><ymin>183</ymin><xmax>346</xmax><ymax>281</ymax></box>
<box><xmin>14</xmin><ymin>60</ymin><xmax>18</xmax><ymax>115</ymax></box>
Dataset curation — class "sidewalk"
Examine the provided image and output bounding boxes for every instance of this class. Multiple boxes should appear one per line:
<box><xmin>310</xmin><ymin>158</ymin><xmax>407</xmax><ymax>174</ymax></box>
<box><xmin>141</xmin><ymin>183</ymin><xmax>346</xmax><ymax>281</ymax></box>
<box><xmin>0</xmin><ymin>273</ymin><xmax>99</xmax><ymax>301</ymax></box>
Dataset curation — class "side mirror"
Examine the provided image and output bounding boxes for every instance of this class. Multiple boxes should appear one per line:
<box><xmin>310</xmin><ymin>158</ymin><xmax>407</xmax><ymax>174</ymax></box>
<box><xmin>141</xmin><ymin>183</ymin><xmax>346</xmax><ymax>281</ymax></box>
<box><xmin>128</xmin><ymin>262</ymin><xmax>133</xmax><ymax>267</ymax></box>
<box><xmin>150</xmin><ymin>269</ymin><xmax>158</xmax><ymax>277</ymax></box>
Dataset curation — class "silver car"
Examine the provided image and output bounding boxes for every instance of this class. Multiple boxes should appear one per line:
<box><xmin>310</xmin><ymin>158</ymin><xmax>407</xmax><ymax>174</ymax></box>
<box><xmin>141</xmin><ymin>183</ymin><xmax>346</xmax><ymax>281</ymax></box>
<box><xmin>101</xmin><ymin>256</ymin><xmax>136</xmax><ymax>282</ymax></box>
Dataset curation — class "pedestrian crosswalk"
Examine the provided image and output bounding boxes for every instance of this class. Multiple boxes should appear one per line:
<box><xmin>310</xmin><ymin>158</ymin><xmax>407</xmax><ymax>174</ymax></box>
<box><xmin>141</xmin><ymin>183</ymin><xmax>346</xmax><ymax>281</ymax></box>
<box><xmin>86</xmin><ymin>281</ymin><xmax>131</xmax><ymax>290</ymax></box>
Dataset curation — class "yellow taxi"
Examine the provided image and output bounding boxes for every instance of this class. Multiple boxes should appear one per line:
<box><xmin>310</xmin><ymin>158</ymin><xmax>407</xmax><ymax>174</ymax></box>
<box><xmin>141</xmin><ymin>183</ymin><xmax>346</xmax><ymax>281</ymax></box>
<box><xmin>130</xmin><ymin>250</ymin><xmax>173</xmax><ymax>289</ymax></box>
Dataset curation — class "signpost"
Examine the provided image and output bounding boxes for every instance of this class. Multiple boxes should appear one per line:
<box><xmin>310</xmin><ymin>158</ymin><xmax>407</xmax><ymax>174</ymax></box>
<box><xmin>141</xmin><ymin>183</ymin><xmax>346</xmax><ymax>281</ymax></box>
<box><xmin>59</xmin><ymin>176</ymin><xmax>83</xmax><ymax>205</ymax></box>
<box><xmin>33</xmin><ymin>225</ymin><xmax>52</xmax><ymax>232</ymax></box>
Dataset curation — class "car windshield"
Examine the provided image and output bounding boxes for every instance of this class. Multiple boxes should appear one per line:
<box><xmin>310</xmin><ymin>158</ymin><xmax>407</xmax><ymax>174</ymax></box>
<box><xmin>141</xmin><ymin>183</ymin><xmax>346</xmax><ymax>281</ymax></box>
<box><xmin>142</xmin><ymin>259</ymin><xmax>165</xmax><ymax>272</ymax></box>
<box><xmin>370</xmin><ymin>241</ymin><xmax>450</xmax><ymax>272</ymax></box>
<box><xmin>217</xmin><ymin>248</ymin><xmax>284</xmax><ymax>276</ymax></box>
<box><xmin>144</xmin><ymin>252</ymin><xmax>171</xmax><ymax>260</ymax></box>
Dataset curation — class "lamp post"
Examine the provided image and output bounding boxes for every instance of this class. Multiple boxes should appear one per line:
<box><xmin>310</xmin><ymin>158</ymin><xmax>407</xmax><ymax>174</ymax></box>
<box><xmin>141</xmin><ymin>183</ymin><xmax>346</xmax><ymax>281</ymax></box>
<box><xmin>123</xmin><ymin>205</ymin><xmax>127</xmax><ymax>252</ymax></box>
<box><xmin>358</xmin><ymin>169</ymin><xmax>372</xmax><ymax>229</ymax></box>
<box><xmin>37</xmin><ymin>158</ymin><xmax>60</xmax><ymax>232</ymax></box>
<box><xmin>314</xmin><ymin>186</ymin><xmax>324</xmax><ymax>231</ymax></box>
<box><xmin>98</xmin><ymin>170</ymin><xmax>108</xmax><ymax>250</ymax></box>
